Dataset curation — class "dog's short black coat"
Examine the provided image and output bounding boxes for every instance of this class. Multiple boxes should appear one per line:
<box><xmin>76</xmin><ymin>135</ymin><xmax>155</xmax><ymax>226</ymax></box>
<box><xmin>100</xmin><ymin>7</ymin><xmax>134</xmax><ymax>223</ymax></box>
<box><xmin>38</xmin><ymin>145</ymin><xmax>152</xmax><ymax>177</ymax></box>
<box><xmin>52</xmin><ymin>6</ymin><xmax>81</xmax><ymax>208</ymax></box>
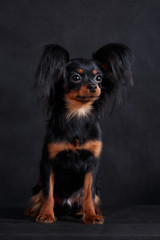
<box><xmin>25</xmin><ymin>43</ymin><xmax>134</xmax><ymax>224</ymax></box>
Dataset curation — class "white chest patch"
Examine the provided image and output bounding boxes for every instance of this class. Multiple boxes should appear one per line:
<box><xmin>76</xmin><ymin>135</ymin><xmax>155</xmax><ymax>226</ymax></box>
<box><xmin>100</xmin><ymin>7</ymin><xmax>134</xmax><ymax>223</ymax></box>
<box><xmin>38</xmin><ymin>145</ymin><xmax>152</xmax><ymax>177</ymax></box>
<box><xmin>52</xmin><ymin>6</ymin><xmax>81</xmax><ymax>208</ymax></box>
<box><xmin>66</xmin><ymin>104</ymin><xmax>93</xmax><ymax>120</ymax></box>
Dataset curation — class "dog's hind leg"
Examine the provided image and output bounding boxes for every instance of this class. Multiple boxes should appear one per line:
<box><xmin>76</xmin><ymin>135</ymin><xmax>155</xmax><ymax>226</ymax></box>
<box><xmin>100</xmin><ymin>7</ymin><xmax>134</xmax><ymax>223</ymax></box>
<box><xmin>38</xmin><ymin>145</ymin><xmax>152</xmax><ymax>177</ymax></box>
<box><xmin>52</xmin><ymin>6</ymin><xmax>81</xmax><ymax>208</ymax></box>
<box><xmin>24</xmin><ymin>190</ymin><xmax>43</xmax><ymax>217</ymax></box>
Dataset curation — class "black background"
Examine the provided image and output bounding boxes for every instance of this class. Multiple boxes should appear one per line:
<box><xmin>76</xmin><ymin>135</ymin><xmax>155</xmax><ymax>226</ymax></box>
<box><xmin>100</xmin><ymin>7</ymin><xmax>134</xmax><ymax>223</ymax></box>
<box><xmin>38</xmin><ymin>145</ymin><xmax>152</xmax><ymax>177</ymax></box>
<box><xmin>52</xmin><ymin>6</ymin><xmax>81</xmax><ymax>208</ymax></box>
<box><xmin>0</xmin><ymin>0</ymin><xmax>160</xmax><ymax>207</ymax></box>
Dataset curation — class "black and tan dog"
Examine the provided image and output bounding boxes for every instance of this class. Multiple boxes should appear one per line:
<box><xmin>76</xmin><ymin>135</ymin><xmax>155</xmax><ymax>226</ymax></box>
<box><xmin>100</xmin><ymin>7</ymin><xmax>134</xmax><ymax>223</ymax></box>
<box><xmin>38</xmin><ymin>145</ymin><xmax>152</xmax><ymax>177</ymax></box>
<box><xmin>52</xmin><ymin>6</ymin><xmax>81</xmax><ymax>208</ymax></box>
<box><xmin>25</xmin><ymin>43</ymin><xmax>134</xmax><ymax>224</ymax></box>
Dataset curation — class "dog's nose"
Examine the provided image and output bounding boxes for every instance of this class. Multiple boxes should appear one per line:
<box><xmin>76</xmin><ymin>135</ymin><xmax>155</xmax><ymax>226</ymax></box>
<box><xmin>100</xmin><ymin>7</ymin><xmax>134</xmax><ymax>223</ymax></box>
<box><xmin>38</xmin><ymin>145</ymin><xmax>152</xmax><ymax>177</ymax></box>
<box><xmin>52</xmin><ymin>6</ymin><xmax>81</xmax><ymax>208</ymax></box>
<box><xmin>87</xmin><ymin>84</ymin><xmax>97</xmax><ymax>93</ymax></box>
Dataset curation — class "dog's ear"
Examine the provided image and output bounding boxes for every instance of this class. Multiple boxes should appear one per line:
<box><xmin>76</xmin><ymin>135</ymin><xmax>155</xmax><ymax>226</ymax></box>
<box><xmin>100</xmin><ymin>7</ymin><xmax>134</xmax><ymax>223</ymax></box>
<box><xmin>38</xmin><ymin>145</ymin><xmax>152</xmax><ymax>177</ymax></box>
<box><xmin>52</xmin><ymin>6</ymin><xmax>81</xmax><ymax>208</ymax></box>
<box><xmin>34</xmin><ymin>44</ymin><xmax>69</xmax><ymax>112</ymax></box>
<box><xmin>93</xmin><ymin>43</ymin><xmax>134</xmax><ymax>109</ymax></box>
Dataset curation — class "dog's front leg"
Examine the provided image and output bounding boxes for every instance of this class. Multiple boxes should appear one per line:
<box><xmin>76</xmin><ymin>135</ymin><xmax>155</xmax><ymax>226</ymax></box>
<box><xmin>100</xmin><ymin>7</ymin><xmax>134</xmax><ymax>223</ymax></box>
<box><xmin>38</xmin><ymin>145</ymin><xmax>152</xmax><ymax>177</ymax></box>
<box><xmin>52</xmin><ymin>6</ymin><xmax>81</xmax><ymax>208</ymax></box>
<box><xmin>36</xmin><ymin>170</ymin><xmax>56</xmax><ymax>223</ymax></box>
<box><xmin>83</xmin><ymin>172</ymin><xmax>104</xmax><ymax>224</ymax></box>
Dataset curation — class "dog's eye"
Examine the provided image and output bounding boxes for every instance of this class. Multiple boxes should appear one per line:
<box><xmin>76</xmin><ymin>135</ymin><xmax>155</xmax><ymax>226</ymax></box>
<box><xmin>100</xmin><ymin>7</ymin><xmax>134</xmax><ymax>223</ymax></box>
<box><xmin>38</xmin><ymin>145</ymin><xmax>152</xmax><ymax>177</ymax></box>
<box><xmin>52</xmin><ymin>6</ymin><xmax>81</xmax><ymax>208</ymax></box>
<box><xmin>95</xmin><ymin>75</ymin><xmax>102</xmax><ymax>82</ymax></box>
<box><xmin>71</xmin><ymin>74</ymin><xmax>81</xmax><ymax>82</ymax></box>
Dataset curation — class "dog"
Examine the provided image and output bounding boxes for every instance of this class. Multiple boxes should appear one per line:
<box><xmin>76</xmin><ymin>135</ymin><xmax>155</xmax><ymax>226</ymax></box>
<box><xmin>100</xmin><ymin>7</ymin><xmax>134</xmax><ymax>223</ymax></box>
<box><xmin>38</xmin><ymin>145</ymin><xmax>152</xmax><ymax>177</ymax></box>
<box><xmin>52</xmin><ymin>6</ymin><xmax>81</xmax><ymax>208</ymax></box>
<box><xmin>24</xmin><ymin>43</ymin><xmax>134</xmax><ymax>224</ymax></box>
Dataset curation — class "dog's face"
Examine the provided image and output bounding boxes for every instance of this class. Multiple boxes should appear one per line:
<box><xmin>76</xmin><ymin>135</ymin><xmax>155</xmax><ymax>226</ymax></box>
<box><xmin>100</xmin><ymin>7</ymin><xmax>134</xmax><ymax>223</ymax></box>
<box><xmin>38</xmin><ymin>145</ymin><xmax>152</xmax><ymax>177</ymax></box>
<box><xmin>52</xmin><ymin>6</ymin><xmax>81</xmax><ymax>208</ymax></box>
<box><xmin>35</xmin><ymin>44</ymin><xmax>133</xmax><ymax>114</ymax></box>
<box><xmin>64</xmin><ymin>59</ymin><xmax>103</xmax><ymax>105</ymax></box>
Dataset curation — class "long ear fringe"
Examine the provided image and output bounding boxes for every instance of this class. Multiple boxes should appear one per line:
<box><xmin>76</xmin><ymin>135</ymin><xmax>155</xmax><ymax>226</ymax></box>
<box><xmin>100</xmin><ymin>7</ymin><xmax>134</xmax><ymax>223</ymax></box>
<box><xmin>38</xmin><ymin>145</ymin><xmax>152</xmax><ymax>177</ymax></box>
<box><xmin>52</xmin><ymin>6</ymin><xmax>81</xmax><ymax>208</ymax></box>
<box><xmin>34</xmin><ymin>44</ymin><xmax>69</xmax><ymax>113</ymax></box>
<box><xmin>93</xmin><ymin>43</ymin><xmax>134</xmax><ymax>111</ymax></box>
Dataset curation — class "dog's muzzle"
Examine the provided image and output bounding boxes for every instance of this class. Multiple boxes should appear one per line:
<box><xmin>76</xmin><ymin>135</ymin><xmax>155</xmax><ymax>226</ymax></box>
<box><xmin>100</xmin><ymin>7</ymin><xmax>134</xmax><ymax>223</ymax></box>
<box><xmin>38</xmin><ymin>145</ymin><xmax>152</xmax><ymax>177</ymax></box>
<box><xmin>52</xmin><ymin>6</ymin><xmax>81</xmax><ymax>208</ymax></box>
<box><xmin>87</xmin><ymin>84</ymin><xmax>97</xmax><ymax>93</ymax></box>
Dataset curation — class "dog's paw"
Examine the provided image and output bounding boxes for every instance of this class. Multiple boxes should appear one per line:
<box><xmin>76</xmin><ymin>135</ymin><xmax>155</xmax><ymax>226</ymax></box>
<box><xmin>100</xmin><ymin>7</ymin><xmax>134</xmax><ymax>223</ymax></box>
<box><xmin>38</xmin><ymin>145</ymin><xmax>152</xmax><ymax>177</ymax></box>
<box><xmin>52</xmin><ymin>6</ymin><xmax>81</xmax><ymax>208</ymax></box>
<box><xmin>24</xmin><ymin>208</ymin><xmax>39</xmax><ymax>217</ymax></box>
<box><xmin>95</xmin><ymin>208</ymin><xmax>103</xmax><ymax>217</ymax></box>
<box><xmin>83</xmin><ymin>214</ymin><xmax>104</xmax><ymax>224</ymax></box>
<box><xmin>36</xmin><ymin>213</ymin><xmax>56</xmax><ymax>223</ymax></box>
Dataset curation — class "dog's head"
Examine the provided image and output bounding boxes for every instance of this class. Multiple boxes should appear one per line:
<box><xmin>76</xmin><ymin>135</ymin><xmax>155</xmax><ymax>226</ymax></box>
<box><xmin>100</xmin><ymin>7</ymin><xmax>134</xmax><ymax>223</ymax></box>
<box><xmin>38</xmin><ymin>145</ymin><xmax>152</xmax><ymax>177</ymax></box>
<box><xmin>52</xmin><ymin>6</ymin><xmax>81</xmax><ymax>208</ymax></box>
<box><xmin>34</xmin><ymin>44</ymin><xmax>134</xmax><ymax>115</ymax></box>
<box><xmin>65</xmin><ymin>59</ymin><xmax>102</xmax><ymax>102</ymax></box>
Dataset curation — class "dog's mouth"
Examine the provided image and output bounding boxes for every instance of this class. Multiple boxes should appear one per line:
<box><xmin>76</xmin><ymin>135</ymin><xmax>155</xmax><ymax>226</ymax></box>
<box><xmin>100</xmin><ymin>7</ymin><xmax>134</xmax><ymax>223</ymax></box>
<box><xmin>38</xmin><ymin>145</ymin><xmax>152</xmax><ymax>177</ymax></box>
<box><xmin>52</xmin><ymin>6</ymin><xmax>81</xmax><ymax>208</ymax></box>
<box><xmin>75</xmin><ymin>95</ymin><xmax>99</xmax><ymax>102</ymax></box>
<box><xmin>76</xmin><ymin>95</ymin><xmax>98</xmax><ymax>99</ymax></box>
<box><xmin>65</xmin><ymin>84</ymin><xmax>101</xmax><ymax>104</ymax></box>
<box><xmin>75</xmin><ymin>84</ymin><xmax>101</xmax><ymax>103</ymax></box>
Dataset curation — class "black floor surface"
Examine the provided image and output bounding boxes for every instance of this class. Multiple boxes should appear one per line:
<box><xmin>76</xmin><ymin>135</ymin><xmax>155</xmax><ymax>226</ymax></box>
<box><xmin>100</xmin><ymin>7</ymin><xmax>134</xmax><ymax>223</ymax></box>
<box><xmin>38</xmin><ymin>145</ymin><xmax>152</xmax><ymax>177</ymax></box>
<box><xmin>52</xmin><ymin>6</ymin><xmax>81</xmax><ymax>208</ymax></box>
<box><xmin>1</xmin><ymin>205</ymin><xmax>160</xmax><ymax>239</ymax></box>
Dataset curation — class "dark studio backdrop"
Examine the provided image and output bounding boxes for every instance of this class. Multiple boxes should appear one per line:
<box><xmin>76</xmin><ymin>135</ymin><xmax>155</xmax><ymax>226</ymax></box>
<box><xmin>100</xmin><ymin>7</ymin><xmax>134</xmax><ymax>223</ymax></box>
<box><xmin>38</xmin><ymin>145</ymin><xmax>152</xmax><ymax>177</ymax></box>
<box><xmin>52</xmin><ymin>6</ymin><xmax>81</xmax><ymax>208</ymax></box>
<box><xmin>0</xmin><ymin>0</ymin><xmax>160</xmax><ymax>208</ymax></box>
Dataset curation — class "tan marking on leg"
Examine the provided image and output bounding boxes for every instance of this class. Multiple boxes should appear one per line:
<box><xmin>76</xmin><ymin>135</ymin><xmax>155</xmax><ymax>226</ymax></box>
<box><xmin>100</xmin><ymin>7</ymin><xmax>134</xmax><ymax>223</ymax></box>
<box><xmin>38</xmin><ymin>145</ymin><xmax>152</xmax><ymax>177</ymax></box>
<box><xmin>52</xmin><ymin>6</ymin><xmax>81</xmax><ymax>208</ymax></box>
<box><xmin>94</xmin><ymin>194</ymin><xmax>102</xmax><ymax>216</ymax></box>
<box><xmin>36</xmin><ymin>171</ymin><xmax>55</xmax><ymax>223</ymax></box>
<box><xmin>83</xmin><ymin>172</ymin><xmax>104</xmax><ymax>224</ymax></box>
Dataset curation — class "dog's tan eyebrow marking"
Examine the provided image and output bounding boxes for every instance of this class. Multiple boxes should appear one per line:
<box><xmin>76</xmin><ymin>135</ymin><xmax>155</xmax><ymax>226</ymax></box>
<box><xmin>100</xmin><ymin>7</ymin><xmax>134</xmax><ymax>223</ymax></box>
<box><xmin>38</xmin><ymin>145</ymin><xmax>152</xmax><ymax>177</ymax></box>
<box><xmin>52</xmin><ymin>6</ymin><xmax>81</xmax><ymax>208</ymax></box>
<box><xmin>77</xmin><ymin>68</ymin><xmax>84</xmax><ymax>73</ymax></box>
<box><xmin>93</xmin><ymin>69</ymin><xmax>98</xmax><ymax>75</ymax></box>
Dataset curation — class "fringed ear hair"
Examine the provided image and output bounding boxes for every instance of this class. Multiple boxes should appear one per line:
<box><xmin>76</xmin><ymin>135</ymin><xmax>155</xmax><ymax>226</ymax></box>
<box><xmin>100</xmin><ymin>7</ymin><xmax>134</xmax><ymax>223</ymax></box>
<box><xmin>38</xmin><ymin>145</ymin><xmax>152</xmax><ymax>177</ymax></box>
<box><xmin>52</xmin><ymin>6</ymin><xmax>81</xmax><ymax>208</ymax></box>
<box><xmin>93</xmin><ymin>43</ymin><xmax>134</xmax><ymax>110</ymax></box>
<box><xmin>34</xmin><ymin>44</ymin><xmax>70</xmax><ymax>112</ymax></box>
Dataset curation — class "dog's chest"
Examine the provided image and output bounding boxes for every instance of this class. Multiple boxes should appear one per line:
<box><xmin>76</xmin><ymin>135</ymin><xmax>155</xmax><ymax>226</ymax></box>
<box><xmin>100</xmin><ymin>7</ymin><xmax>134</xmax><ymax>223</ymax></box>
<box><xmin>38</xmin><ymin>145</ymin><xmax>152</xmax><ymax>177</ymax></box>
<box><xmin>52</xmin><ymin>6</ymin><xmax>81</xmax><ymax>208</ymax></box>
<box><xmin>65</xmin><ymin>117</ymin><xmax>101</xmax><ymax>144</ymax></box>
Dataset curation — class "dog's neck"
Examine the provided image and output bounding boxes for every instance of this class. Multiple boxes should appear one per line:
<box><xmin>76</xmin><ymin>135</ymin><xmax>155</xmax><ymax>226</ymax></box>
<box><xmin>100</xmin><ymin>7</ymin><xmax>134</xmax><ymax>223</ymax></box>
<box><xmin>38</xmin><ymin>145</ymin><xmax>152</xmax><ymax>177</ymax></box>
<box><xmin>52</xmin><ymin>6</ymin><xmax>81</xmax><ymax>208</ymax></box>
<box><xmin>64</xmin><ymin>96</ymin><xmax>93</xmax><ymax>121</ymax></box>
